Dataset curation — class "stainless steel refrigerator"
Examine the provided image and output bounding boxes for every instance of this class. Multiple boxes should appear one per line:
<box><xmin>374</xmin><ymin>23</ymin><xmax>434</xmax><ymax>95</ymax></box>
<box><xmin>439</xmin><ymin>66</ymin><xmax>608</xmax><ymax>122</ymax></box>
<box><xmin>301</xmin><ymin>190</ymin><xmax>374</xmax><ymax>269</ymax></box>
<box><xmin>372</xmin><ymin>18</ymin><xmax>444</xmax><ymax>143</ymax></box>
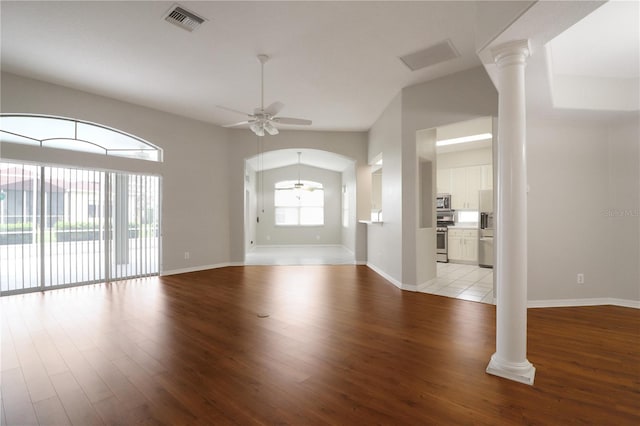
<box><xmin>478</xmin><ymin>189</ymin><xmax>494</xmax><ymax>268</ymax></box>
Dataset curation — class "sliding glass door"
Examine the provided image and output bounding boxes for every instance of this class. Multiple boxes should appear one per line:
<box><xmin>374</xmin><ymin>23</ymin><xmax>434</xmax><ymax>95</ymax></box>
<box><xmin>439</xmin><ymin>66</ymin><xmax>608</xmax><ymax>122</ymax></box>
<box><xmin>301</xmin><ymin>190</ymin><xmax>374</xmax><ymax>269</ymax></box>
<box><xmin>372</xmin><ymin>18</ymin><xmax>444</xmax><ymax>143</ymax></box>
<box><xmin>0</xmin><ymin>162</ymin><xmax>160</xmax><ymax>295</ymax></box>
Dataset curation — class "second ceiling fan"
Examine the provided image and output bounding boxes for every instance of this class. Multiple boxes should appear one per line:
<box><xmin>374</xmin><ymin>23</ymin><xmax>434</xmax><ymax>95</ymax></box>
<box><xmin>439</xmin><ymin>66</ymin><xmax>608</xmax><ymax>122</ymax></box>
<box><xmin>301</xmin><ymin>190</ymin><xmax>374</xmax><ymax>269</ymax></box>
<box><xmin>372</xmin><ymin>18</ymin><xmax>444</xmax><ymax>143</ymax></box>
<box><xmin>220</xmin><ymin>55</ymin><xmax>312</xmax><ymax>136</ymax></box>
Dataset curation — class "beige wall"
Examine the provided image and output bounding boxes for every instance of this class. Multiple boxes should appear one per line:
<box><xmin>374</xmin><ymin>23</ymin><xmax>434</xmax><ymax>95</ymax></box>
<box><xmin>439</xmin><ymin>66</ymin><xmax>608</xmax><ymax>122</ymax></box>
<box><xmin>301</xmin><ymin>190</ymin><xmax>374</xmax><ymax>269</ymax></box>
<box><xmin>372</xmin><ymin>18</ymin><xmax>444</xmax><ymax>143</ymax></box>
<box><xmin>527</xmin><ymin>116</ymin><xmax>639</xmax><ymax>303</ymax></box>
<box><xmin>607</xmin><ymin>118</ymin><xmax>640</xmax><ymax>301</ymax></box>
<box><xmin>1</xmin><ymin>72</ymin><xmax>231</xmax><ymax>273</ymax></box>
<box><xmin>341</xmin><ymin>162</ymin><xmax>360</xmax><ymax>254</ymax></box>
<box><xmin>401</xmin><ymin>67</ymin><xmax>498</xmax><ymax>287</ymax></box>
<box><xmin>255</xmin><ymin>164</ymin><xmax>342</xmax><ymax>246</ymax></box>
<box><xmin>366</xmin><ymin>67</ymin><xmax>498</xmax><ymax>288</ymax></box>
<box><xmin>3</xmin><ymin>70</ymin><xmax>636</xmax><ymax>304</ymax></box>
<box><xmin>228</xmin><ymin>129</ymin><xmax>368</xmax><ymax>263</ymax></box>
<box><xmin>367</xmin><ymin>92</ymin><xmax>403</xmax><ymax>285</ymax></box>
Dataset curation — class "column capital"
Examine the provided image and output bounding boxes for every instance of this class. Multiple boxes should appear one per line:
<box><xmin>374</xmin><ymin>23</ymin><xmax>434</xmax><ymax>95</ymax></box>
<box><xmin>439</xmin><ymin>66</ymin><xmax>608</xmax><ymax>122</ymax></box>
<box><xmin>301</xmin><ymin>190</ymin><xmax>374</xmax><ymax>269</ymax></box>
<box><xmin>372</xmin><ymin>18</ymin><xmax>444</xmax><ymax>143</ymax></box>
<box><xmin>491</xmin><ymin>40</ymin><xmax>531</xmax><ymax>67</ymax></box>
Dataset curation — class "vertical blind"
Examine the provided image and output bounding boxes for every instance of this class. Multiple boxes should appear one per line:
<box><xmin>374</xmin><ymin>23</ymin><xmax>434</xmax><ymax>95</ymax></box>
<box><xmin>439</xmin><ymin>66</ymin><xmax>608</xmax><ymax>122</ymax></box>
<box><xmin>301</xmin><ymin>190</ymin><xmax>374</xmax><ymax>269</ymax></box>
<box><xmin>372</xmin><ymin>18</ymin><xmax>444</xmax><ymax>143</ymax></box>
<box><xmin>0</xmin><ymin>162</ymin><xmax>160</xmax><ymax>295</ymax></box>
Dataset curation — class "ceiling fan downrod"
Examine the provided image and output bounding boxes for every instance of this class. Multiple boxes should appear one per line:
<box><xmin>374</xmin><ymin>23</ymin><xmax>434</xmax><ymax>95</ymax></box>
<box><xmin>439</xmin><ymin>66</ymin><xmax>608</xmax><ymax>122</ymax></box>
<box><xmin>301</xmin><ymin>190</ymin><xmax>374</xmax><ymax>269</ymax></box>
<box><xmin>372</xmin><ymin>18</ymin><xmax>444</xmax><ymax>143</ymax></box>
<box><xmin>257</xmin><ymin>54</ymin><xmax>269</xmax><ymax>112</ymax></box>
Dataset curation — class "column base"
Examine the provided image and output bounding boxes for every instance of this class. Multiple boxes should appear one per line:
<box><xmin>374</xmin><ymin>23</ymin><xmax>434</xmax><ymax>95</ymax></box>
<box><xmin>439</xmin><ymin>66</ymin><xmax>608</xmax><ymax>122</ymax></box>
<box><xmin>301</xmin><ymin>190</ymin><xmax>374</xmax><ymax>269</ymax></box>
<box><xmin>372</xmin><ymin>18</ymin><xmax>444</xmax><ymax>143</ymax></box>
<box><xmin>486</xmin><ymin>353</ymin><xmax>536</xmax><ymax>385</ymax></box>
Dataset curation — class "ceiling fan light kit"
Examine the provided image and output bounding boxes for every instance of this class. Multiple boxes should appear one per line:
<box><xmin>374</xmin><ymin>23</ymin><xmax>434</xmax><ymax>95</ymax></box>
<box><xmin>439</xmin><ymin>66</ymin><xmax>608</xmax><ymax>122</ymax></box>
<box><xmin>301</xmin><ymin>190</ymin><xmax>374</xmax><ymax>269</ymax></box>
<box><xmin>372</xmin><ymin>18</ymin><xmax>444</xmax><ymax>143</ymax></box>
<box><xmin>220</xmin><ymin>55</ymin><xmax>312</xmax><ymax>136</ymax></box>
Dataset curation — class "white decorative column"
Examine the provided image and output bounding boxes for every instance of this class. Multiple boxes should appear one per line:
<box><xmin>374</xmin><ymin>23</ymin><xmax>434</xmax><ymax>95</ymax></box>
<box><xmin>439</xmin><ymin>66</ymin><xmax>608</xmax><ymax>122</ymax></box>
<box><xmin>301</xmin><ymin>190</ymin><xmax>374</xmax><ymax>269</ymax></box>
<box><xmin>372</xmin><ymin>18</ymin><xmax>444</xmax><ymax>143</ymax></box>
<box><xmin>486</xmin><ymin>40</ymin><xmax>535</xmax><ymax>385</ymax></box>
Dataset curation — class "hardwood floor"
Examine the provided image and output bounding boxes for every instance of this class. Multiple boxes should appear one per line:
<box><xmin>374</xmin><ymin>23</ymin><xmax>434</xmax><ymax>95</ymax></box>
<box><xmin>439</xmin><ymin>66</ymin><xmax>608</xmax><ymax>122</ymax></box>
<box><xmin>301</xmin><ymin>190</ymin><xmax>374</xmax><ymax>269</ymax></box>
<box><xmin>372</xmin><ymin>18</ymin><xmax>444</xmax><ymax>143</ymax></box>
<box><xmin>1</xmin><ymin>265</ymin><xmax>639</xmax><ymax>425</ymax></box>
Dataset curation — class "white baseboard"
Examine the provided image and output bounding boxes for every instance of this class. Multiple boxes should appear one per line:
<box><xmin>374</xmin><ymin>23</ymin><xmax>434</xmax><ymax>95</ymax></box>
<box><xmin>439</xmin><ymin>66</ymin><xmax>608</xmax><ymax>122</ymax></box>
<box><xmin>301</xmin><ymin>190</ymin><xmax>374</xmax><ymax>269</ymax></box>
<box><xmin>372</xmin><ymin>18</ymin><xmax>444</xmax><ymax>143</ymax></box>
<box><xmin>161</xmin><ymin>265</ymin><xmax>639</xmax><ymax>310</ymax></box>
<box><xmin>253</xmin><ymin>244</ymin><xmax>345</xmax><ymax>248</ymax></box>
<box><xmin>365</xmin><ymin>262</ymin><xmax>417</xmax><ymax>291</ymax></box>
<box><xmin>528</xmin><ymin>298</ymin><xmax>640</xmax><ymax>309</ymax></box>
<box><xmin>161</xmin><ymin>263</ymin><xmax>233</xmax><ymax>276</ymax></box>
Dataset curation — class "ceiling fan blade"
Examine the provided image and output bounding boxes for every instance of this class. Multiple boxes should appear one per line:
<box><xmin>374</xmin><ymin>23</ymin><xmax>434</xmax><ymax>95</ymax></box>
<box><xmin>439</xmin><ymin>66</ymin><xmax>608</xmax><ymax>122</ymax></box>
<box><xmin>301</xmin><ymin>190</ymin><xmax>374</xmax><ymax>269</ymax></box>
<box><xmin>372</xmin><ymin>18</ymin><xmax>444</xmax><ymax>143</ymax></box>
<box><xmin>223</xmin><ymin>120</ymin><xmax>252</xmax><ymax>128</ymax></box>
<box><xmin>273</xmin><ymin>117</ymin><xmax>312</xmax><ymax>126</ymax></box>
<box><xmin>216</xmin><ymin>105</ymin><xmax>252</xmax><ymax>117</ymax></box>
<box><xmin>263</xmin><ymin>101</ymin><xmax>284</xmax><ymax>116</ymax></box>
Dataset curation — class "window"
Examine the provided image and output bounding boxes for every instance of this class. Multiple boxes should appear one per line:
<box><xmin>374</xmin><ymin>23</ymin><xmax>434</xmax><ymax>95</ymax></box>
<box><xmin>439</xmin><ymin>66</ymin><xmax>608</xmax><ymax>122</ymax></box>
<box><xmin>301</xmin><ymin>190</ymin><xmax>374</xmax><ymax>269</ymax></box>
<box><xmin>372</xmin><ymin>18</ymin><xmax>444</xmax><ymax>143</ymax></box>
<box><xmin>274</xmin><ymin>180</ymin><xmax>324</xmax><ymax>226</ymax></box>
<box><xmin>0</xmin><ymin>114</ymin><xmax>162</xmax><ymax>162</ymax></box>
<box><xmin>457</xmin><ymin>210</ymin><xmax>479</xmax><ymax>223</ymax></box>
<box><xmin>0</xmin><ymin>162</ymin><xmax>160</xmax><ymax>295</ymax></box>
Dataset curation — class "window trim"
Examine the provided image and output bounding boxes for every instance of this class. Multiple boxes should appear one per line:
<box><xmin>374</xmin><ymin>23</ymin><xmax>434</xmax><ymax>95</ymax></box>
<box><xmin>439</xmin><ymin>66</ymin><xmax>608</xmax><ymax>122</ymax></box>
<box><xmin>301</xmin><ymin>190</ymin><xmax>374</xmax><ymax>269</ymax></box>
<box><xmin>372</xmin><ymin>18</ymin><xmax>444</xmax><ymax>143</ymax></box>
<box><xmin>274</xmin><ymin>180</ymin><xmax>325</xmax><ymax>227</ymax></box>
<box><xmin>0</xmin><ymin>114</ymin><xmax>163</xmax><ymax>162</ymax></box>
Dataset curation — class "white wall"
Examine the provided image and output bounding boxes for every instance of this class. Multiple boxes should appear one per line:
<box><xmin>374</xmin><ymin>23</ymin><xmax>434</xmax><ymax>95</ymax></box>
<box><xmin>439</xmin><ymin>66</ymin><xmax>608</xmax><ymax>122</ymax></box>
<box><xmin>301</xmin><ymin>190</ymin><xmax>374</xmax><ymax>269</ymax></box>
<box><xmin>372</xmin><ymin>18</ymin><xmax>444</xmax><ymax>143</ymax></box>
<box><xmin>437</xmin><ymin>147</ymin><xmax>492</xmax><ymax>169</ymax></box>
<box><xmin>255</xmin><ymin>164</ymin><xmax>342</xmax><ymax>246</ymax></box>
<box><xmin>474</xmin><ymin>1</ymin><xmax>536</xmax><ymax>52</ymax></box>
<box><xmin>228</xmin><ymin>129</ymin><xmax>368</xmax><ymax>263</ymax></box>
<box><xmin>1</xmin><ymin>72</ymin><xmax>231</xmax><ymax>273</ymax></box>
<box><xmin>527</xmin><ymin>116</ymin><xmax>640</xmax><ymax>304</ymax></box>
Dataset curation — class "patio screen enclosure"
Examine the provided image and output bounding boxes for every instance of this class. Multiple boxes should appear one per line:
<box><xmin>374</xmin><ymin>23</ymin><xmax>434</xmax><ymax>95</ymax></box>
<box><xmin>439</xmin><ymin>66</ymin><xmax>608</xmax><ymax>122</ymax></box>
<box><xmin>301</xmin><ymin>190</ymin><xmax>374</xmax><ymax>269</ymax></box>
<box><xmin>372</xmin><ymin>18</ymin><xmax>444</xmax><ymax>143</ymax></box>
<box><xmin>0</xmin><ymin>162</ymin><xmax>160</xmax><ymax>295</ymax></box>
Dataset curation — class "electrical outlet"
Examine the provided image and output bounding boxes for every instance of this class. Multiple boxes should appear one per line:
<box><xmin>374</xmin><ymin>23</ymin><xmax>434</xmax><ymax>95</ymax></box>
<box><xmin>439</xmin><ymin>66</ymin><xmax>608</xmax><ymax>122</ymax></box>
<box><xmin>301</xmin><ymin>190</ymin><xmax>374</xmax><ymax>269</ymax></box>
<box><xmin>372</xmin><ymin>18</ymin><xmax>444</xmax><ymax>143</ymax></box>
<box><xmin>184</xmin><ymin>251</ymin><xmax>190</xmax><ymax>260</ymax></box>
<box><xmin>577</xmin><ymin>273</ymin><xmax>584</xmax><ymax>284</ymax></box>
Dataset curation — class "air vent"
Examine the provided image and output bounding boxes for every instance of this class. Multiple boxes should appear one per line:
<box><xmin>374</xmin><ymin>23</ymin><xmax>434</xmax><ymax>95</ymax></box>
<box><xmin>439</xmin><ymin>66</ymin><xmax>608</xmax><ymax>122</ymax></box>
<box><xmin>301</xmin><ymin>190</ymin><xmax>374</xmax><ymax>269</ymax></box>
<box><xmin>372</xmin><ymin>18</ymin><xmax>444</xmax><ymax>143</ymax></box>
<box><xmin>164</xmin><ymin>5</ymin><xmax>206</xmax><ymax>32</ymax></box>
<box><xmin>399</xmin><ymin>40</ymin><xmax>460</xmax><ymax>71</ymax></box>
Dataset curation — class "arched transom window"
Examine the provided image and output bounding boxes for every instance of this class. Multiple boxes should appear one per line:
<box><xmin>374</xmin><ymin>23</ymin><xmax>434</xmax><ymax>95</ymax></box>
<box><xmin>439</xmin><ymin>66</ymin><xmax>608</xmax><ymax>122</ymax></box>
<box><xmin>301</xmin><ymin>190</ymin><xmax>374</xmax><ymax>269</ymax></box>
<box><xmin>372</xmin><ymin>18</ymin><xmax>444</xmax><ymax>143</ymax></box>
<box><xmin>0</xmin><ymin>114</ymin><xmax>162</xmax><ymax>162</ymax></box>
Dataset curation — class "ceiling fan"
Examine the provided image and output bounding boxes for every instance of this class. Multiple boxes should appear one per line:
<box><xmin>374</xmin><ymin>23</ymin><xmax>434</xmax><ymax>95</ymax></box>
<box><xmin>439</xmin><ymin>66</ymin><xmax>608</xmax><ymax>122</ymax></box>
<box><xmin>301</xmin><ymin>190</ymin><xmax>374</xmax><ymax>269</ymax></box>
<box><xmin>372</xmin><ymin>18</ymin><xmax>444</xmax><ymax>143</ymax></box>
<box><xmin>278</xmin><ymin>152</ymin><xmax>318</xmax><ymax>192</ymax></box>
<box><xmin>219</xmin><ymin>55</ymin><xmax>312</xmax><ymax>136</ymax></box>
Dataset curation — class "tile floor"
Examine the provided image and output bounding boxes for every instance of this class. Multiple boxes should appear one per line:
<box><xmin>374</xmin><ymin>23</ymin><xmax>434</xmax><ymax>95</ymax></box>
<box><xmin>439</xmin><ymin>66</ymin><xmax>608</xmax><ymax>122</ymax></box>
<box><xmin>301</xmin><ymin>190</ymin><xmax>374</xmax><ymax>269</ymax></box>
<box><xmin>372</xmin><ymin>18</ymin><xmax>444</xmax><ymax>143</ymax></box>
<box><xmin>245</xmin><ymin>245</ymin><xmax>355</xmax><ymax>265</ymax></box>
<box><xmin>419</xmin><ymin>262</ymin><xmax>495</xmax><ymax>304</ymax></box>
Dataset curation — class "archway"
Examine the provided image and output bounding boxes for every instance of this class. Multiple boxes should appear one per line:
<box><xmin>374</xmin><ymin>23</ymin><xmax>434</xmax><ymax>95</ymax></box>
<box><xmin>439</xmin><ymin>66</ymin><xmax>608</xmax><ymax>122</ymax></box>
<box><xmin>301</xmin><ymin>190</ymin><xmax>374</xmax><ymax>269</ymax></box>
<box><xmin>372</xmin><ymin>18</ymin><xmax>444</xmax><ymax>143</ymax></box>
<box><xmin>243</xmin><ymin>148</ymin><xmax>357</xmax><ymax>265</ymax></box>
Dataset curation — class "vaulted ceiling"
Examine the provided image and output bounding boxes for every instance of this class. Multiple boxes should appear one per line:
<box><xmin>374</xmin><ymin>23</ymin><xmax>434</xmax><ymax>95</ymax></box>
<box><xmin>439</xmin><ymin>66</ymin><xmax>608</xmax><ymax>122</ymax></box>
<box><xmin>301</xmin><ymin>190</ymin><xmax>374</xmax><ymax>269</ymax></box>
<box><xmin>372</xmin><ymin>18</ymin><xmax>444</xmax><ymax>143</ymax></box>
<box><xmin>2</xmin><ymin>1</ymin><xmax>637</xmax><ymax>171</ymax></box>
<box><xmin>0</xmin><ymin>1</ymin><xmax>485</xmax><ymax>132</ymax></box>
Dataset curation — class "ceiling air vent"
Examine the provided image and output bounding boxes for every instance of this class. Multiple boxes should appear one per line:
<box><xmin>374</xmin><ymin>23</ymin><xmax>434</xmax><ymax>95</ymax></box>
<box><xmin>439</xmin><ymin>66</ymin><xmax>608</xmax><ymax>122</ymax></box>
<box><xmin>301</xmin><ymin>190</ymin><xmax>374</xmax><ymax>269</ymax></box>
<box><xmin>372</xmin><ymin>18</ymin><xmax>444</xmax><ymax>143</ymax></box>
<box><xmin>399</xmin><ymin>40</ymin><xmax>460</xmax><ymax>71</ymax></box>
<box><xmin>164</xmin><ymin>5</ymin><xmax>206</xmax><ymax>32</ymax></box>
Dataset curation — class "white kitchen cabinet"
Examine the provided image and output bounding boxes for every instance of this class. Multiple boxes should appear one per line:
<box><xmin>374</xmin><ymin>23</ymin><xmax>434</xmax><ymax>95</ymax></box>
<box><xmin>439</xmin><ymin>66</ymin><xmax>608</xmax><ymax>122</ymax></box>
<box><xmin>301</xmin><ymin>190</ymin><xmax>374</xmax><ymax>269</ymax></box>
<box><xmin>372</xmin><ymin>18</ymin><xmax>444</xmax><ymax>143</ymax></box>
<box><xmin>481</xmin><ymin>164</ymin><xmax>493</xmax><ymax>190</ymax></box>
<box><xmin>447</xmin><ymin>230</ymin><xmax>464</xmax><ymax>261</ymax></box>
<box><xmin>450</xmin><ymin>166</ymin><xmax>481</xmax><ymax>210</ymax></box>
<box><xmin>448</xmin><ymin>229</ymin><xmax>478</xmax><ymax>262</ymax></box>
<box><xmin>465</xmin><ymin>166</ymin><xmax>481</xmax><ymax>210</ymax></box>
<box><xmin>462</xmin><ymin>229</ymin><xmax>478</xmax><ymax>261</ymax></box>
<box><xmin>450</xmin><ymin>168</ymin><xmax>466</xmax><ymax>209</ymax></box>
<box><xmin>436</xmin><ymin>168</ymin><xmax>451</xmax><ymax>195</ymax></box>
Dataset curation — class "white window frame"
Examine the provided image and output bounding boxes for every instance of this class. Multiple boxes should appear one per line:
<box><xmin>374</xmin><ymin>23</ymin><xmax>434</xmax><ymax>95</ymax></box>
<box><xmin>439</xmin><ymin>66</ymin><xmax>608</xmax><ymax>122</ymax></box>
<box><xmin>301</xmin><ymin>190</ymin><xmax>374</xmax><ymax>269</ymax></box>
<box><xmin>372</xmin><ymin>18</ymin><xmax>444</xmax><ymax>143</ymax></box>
<box><xmin>274</xmin><ymin>180</ymin><xmax>324</xmax><ymax>227</ymax></box>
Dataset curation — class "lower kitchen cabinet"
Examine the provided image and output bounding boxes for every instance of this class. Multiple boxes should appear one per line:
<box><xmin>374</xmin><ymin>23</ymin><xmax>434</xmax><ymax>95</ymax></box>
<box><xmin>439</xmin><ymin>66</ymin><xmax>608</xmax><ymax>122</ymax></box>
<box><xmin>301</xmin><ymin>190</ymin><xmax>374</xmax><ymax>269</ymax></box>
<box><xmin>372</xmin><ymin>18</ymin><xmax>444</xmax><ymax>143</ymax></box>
<box><xmin>448</xmin><ymin>229</ymin><xmax>478</xmax><ymax>262</ymax></box>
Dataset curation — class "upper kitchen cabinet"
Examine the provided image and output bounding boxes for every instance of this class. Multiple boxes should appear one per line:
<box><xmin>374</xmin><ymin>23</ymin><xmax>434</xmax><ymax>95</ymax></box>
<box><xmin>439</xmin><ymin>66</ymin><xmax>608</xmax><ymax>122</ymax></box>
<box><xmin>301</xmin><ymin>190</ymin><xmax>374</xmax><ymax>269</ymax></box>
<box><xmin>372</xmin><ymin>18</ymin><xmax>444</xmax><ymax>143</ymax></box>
<box><xmin>438</xmin><ymin>164</ymin><xmax>493</xmax><ymax>209</ymax></box>
<box><xmin>481</xmin><ymin>164</ymin><xmax>493</xmax><ymax>190</ymax></box>
<box><xmin>437</xmin><ymin>168</ymin><xmax>451</xmax><ymax>194</ymax></box>
<box><xmin>450</xmin><ymin>165</ymin><xmax>481</xmax><ymax>210</ymax></box>
<box><xmin>435</xmin><ymin>116</ymin><xmax>494</xmax><ymax>209</ymax></box>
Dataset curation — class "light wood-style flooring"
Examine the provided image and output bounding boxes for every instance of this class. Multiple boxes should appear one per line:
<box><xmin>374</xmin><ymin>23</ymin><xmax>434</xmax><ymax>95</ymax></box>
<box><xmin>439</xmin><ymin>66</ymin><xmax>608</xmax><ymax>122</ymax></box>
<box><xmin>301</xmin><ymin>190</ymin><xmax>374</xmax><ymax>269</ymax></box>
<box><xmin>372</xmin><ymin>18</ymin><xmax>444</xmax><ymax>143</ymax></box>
<box><xmin>1</xmin><ymin>265</ymin><xmax>639</xmax><ymax>425</ymax></box>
